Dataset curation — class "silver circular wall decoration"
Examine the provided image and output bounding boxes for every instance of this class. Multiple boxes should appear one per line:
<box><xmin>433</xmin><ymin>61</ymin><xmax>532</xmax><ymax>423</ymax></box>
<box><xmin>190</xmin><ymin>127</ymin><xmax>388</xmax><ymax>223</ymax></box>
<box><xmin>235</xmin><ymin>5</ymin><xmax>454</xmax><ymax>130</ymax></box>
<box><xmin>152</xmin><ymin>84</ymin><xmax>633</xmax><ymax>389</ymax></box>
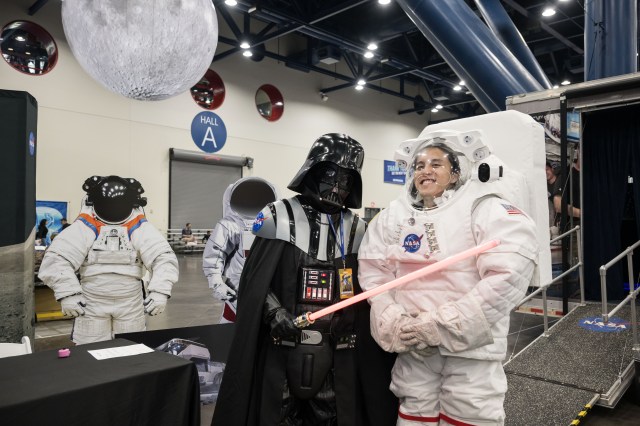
<box><xmin>61</xmin><ymin>0</ymin><xmax>218</xmax><ymax>101</ymax></box>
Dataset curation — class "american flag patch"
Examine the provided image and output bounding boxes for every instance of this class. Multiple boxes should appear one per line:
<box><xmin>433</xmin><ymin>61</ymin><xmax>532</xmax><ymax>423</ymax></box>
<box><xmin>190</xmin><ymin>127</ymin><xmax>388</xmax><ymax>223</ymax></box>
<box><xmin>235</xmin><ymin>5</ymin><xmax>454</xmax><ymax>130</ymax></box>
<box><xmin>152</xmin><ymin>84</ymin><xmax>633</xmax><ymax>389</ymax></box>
<box><xmin>501</xmin><ymin>204</ymin><xmax>523</xmax><ymax>215</ymax></box>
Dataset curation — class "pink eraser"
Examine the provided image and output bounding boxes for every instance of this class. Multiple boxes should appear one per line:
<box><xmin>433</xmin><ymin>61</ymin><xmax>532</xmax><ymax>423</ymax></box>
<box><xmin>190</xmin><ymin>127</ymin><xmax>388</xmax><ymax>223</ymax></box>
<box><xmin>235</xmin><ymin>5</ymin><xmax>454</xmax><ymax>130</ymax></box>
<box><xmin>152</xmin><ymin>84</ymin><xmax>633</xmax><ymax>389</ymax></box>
<box><xmin>58</xmin><ymin>348</ymin><xmax>71</xmax><ymax>358</ymax></box>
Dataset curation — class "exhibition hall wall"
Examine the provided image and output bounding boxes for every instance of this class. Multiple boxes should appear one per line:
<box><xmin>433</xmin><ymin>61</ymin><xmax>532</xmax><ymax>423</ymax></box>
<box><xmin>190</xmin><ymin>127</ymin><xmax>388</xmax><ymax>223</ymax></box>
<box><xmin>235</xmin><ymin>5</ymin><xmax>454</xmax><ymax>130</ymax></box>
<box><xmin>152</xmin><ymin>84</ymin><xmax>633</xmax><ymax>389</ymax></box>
<box><xmin>1</xmin><ymin>1</ymin><xmax>439</xmax><ymax>231</ymax></box>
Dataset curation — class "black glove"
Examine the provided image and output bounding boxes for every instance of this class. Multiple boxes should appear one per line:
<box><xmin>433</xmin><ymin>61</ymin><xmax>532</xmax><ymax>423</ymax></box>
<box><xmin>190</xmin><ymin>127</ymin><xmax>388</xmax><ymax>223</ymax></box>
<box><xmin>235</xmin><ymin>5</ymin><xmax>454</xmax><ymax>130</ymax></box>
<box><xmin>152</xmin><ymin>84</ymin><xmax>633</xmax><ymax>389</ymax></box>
<box><xmin>263</xmin><ymin>291</ymin><xmax>301</xmax><ymax>340</ymax></box>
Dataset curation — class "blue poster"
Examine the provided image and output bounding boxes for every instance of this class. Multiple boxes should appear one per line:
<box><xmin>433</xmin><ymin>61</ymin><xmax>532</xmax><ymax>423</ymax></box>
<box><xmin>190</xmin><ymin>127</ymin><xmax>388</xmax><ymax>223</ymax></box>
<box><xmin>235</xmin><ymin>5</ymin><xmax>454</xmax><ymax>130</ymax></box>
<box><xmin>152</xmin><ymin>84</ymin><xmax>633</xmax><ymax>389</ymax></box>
<box><xmin>384</xmin><ymin>160</ymin><xmax>405</xmax><ymax>185</ymax></box>
<box><xmin>191</xmin><ymin>111</ymin><xmax>227</xmax><ymax>153</ymax></box>
<box><xmin>36</xmin><ymin>200</ymin><xmax>68</xmax><ymax>237</ymax></box>
<box><xmin>567</xmin><ymin>111</ymin><xmax>580</xmax><ymax>143</ymax></box>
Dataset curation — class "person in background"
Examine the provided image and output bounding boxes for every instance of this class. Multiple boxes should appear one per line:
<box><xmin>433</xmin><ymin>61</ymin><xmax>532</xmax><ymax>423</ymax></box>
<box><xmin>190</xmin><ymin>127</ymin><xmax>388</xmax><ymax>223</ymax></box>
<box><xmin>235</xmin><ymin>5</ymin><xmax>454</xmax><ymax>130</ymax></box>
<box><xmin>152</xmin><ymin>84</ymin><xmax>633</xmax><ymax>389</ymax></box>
<box><xmin>546</xmin><ymin>160</ymin><xmax>563</xmax><ymax>237</ymax></box>
<box><xmin>359</xmin><ymin>132</ymin><xmax>538</xmax><ymax>425</ymax></box>
<box><xmin>61</xmin><ymin>218</ymin><xmax>71</xmax><ymax>231</ymax></box>
<box><xmin>212</xmin><ymin>134</ymin><xmax>398</xmax><ymax>426</ymax></box>
<box><xmin>36</xmin><ymin>218</ymin><xmax>48</xmax><ymax>244</ymax></box>
<box><xmin>201</xmin><ymin>230</ymin><xmax>211</xmax><ymax>244</ymax></box>
<box><xmin>181</xmin><ymin>222</ymin><xmax>196</xmax><ymax>242</ymax></box>
<box><xmin>38</xmin><ymin>175</ymin><xmax>179</xmax><ymax>345</ymax></box>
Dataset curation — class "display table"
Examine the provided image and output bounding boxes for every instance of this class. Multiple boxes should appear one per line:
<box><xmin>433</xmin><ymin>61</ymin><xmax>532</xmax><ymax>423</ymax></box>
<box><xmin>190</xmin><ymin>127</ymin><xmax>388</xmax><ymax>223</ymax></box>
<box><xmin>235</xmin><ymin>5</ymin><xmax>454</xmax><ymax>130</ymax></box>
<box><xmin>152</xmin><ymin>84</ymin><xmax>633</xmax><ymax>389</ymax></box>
<box><xmin>0</xmin><ymin>338</ymin><xmax>200</xmax><ymax>426</ymax></box>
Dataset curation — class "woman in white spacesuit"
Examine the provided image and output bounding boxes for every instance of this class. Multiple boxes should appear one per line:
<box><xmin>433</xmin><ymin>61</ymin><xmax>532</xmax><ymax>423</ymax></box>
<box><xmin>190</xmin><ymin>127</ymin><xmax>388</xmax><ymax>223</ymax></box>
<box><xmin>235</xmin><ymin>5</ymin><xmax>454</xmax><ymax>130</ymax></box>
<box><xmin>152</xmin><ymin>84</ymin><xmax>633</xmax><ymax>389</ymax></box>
<box><xmin>38</xmin><ymin>175</ymin><xmax>179</xmax><ymax>345</ymax></box>
<box><xmin>358</xmin><ymin>134</ymin><xmax>538</xmax><ymax>425</ymax></box>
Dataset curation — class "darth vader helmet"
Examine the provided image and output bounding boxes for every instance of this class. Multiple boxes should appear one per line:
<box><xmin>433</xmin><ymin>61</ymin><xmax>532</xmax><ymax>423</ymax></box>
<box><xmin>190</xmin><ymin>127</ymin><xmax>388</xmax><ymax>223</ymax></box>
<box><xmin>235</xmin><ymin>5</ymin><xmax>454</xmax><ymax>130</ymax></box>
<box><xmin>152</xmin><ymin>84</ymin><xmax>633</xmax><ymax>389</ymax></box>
<box><xmin>288</xmin><ymin>133</ymin><xmax>364</xmax><ymax>214</ymax></box>
<box><xmin>83</xmin><ymin>175</ymin><xmax>147</xmax><ymax>224</ymax></box>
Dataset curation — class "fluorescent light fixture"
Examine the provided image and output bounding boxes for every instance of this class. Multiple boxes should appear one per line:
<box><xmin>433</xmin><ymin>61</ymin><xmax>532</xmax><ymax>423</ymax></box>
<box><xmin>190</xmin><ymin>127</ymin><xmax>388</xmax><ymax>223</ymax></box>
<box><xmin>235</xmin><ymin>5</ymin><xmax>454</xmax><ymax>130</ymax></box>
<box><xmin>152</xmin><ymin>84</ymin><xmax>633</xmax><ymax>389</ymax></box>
<box><xmin>542</xmin><ymin>7</ymin><xmax>556</xmax><ymax>17</ymax></box>
<box><xmin>240</xmin><ymin>41</ymin><xmax>250</xmax><ymax>49</ymax></box>
<box><xmin>355</xmin><ymin>85</ymin><xmax>364</xmax><ymax>91</ymax></box>
<box><xmin>367</xmin><ymin>43</ymin><xmax>378</xmax><ymax>51</ymax></box>
<box><xmin>561</xmin><ymin>79</ymin><xmax>570</xmax><ymax>85</ymax></box>
<box><xmin>553</xmin><ymin>85</ymin><xmax>559</xmax><ymax>89</ymax></box>
<box><xmin>453</xmin><ymin>85</ymin><xmax>462</xmax><ymax>91</ymax></box>
<box><xmin>364</xmin><ymin>51</ymin><xmax>374</xmax><ymax>59</ymax></box>
<box><xmin>224</xmin><ymin>0</ymin><xmax>238</xmax><ymax>6</ymax></box>
<box><xmin>378</xmin><ymin>0</ymin><xmax>391</xmax><ymax>4</ymax></box>
<box><xmin>243</xmin><ymin>50</ymin><xmax>253</xmax><ymax>57</ymax></box>
<box><xmin>431</xmin><ymin>108</ymin><xmax>438</xmax><ymax>113</ymax></box>
<box><xmin>435</xmin><ymin>104</ymin><xmax>443</xmax><ymax>109</ymax></box>
<box><xmin>15</xmin><ymin>36</ymin><xmax>25</xmax><ymax>42</ymax></box>
<box><xmin>357</xmin><ymin>79</ymin><xmax>366</xmax><ymax>85</ymax></box>
<box><xmin>459</xmin><ymin>80</ymin><xmax>465</xmax><ymax>86</ymax></box>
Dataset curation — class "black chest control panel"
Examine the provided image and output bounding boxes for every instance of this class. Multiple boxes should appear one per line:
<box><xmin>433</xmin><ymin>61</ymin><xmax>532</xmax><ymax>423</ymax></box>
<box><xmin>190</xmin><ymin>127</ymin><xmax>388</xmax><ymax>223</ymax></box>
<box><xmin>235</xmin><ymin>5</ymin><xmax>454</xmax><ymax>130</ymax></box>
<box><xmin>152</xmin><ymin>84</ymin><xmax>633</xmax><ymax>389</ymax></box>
<box><xmin>299</xmin><ymin>267</ymin><xmax>335</xmax><ymax>304</ymax></box>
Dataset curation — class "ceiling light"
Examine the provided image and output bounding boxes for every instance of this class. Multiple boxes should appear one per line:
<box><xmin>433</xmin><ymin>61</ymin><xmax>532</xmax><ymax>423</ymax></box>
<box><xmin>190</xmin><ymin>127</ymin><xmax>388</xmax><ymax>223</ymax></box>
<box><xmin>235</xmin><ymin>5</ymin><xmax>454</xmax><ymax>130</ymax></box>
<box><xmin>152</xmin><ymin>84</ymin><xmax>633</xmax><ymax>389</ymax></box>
<box><xmin>380</xmin><ymin>57</ymin><xmax>389</xmax><ymax>63</ymax></box>
<box><xmin>224</xmin><ymin>0</ymin><xmax>238</xmax><ymax>6</ymax></box>
<box><xmin>542</xmin><ymin>7</ymin><xmax>556</xmax><ymax>17</ymax></box>
<box><xmin>355</xmin><ymin>85</ymin><xmax>364</xmax><ymax>91</ymax></box>
<box><xmin>561</xmin><ymin>79</ymin><xmax>571</xmax><ymax>85</ymax></box>
<box><xmin>25</xmin><ymin>51</ymin><xmax>31</xmax><ymax>55</ymax></box>
<box><xmin>364</xmin><ymin>51</ymin><xmax>374</xmax><ymax>59</ymax></box>
<box><xmin>240</xmin><ymin>41</ymin><xmax>250</xmax><ymax>49</ymax></box>
<box><xmin>453</xmin><ymin>85</ymin><xmax>462</xmax><ymax>91</ymax></box>
<box><xmin>357</xmin><ymin>79</ymin><xmax>366</xmax><ymax>85</ymax></box>
<box><xmin>243</xmin><ymin>50</ymin><xmax>253</xmax><ymax>57</ymax></box>
<box><xmin>378</xmin><ymin>0</ymin><xmax>391</xmax><ymax>4</ymax></box>
<box><xmin>367</xmin><ymin>43</ymin><xmax>378</xmax><ymax>51</ymax></box>
<box><xmin>7</xmin><ymin>47</ymin><xmax>13</xmax><ymax>51</ymax></box>
<box><xmin>553</xmin><ymin>85</ymin><xmax>559</xmax><ymax>89</ymax></box>
<box><xmin>431</xmin><ymin>108</ymin><xmax>438</xmax><ymax>113</ymax></box>
<box><xmin>15</xmin><ymin>36</ymin><xmax>25</xmax><ymax>42</ymax></box>
<box><xmin>459</xmin><ymin>80</ymin><xmax>465</xmax><ymax>86</ymax></box>
<box><xmin>435</xmin><ymin>104</ymin><xmax>443</xmax><ymax>109</ymax></box>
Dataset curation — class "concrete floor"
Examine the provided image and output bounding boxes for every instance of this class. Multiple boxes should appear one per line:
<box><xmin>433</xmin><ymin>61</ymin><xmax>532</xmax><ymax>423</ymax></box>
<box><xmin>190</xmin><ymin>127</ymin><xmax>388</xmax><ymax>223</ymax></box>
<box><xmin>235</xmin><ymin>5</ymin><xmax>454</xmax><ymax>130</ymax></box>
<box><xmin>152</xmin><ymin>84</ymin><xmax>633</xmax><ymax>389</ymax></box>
<box><xmin>33</xmin><ymin>254</ymin><xmax>640</xmax><ymax>425</ymax></box>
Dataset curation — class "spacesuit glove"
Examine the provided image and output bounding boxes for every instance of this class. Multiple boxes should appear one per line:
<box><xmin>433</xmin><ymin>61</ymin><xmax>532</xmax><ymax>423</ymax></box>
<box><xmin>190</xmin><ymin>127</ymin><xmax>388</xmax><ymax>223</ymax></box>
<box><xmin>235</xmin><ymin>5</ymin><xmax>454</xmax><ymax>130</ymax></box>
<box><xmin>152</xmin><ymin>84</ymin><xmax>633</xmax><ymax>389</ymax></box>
<box><xmin>399</xmin><ymin>311</ymin><xmax>442</xmax><ymax>348</ymax></box>
<box><xmin>208</xmin><ymin>275</ymin><xmax>237</xmax><ymax>301</ymax></box>
<box><xmin>263</xmin><ymin>291</ymin><xmax>301</xmax><ymax>340</ymax></box>
<box><xmin>144</xmin><ymin>292</ymin><xmax>169</xmax><ymax>316</ymax></box>
<box><xmin>60</xmin><ymin>294</ymin><xmax>87</xmax><ymax>318</ymax></box>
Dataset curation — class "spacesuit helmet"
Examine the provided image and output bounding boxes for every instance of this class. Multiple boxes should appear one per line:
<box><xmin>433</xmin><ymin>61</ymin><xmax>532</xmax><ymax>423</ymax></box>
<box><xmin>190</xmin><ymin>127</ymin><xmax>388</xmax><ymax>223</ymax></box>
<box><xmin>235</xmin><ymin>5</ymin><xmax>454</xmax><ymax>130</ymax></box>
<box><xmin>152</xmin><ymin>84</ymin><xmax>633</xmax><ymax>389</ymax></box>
<box><xmin>83</xmin><ymin>175</ymin><xmax>147</xmax><ymax>224</ymax></box>
<box><xmin>288</xmin><ymin>133</ymin><xmax>364</xmax><ymax>214</ymax></box>
<box><xmin>404</xmin><ymin>138</ymin><xmax>471</xmax><ymax>210</ymax></box>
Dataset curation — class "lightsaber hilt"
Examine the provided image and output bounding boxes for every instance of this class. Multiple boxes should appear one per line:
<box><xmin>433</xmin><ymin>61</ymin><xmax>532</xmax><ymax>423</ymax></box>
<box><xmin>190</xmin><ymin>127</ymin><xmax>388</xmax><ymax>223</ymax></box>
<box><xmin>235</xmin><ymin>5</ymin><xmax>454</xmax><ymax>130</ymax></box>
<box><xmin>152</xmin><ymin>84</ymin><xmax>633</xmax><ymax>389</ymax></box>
<box><xmin>293</xmin><ymin>312</ymin><xmax>315</xmax><ymax>328</ymax></box>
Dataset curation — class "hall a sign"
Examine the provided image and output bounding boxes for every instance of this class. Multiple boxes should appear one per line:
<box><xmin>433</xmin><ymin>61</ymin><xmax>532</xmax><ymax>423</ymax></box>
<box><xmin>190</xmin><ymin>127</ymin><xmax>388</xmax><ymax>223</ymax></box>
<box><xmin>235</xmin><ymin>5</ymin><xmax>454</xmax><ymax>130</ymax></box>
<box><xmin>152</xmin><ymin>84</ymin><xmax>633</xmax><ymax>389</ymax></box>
<box><xmin>191</xmin><ymin>112</ymin><xmax>227</xmax><ymax>153</ymax></box>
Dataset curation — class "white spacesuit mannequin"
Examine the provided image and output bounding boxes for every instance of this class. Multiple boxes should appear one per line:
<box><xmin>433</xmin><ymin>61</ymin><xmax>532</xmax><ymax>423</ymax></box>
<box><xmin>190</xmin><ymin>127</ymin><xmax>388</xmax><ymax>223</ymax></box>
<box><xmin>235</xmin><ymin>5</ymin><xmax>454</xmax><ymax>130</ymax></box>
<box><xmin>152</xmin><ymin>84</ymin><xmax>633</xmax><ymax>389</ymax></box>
<box><xmin>358</xmin><ymin>129</ymin><xmax>539</xmax><ymax>425</ymax></box>
<box><xmin>202</xmin><ymin>176</ymin><xmax>278</xmax><ymax>323</ymax></box>
<box><xmin>38</xmin><ymin>175</ymin><xmax>178</xmax><ymax>345</ymax></box>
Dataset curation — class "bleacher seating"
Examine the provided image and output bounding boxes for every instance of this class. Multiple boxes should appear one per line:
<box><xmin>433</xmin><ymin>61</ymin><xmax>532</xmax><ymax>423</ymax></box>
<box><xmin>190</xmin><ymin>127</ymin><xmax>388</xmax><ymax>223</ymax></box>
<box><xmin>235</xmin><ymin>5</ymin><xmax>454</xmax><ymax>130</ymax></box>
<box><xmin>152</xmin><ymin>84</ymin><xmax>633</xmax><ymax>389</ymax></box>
<box><xmin>166</xmin><ymin>228</ymin><xmax>211</xmax><ymax>254</ymax></box>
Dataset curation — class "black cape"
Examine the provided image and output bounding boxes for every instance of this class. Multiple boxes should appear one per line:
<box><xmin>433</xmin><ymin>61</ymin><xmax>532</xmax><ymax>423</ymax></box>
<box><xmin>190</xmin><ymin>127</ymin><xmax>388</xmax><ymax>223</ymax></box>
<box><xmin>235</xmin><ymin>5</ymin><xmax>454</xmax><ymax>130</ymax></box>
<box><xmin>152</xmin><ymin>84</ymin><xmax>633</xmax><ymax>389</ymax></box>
<box><xmin>212</xmin><ymin>236</ymin><xmax>397</xmax><ymax>426</ymax></box>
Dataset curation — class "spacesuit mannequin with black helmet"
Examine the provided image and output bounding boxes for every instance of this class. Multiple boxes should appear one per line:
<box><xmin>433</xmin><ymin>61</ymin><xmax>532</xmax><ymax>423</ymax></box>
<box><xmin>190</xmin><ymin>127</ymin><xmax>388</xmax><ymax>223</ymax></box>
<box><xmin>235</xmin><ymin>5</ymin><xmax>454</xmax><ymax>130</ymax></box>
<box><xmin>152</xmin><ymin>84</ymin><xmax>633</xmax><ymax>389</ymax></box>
<box><xmin>212</xmin><ymin>134</ymin><xmax>398</xmax><ymax>426</ymax></box>
<box><xmin>358</xmin><ymin>131</ymin><xmax>538</xmax><ymax>425</ymax></box>
<box><xmin>38</xmin><ymin>175</ymin><xmax>179</xmax><ymax>345</ymax></box>
<box><xmin>202</xmin><ymin>176</ymin><xmax>278</xmax><ymax>323</ymax></box>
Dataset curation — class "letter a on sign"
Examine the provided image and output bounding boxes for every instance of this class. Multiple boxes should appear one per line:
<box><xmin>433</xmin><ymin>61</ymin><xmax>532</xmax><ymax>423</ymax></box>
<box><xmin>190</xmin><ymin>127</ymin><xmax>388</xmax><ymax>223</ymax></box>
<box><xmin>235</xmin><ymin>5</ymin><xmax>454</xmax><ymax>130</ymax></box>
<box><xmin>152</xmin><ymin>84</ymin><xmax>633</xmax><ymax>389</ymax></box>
<box><xmin>191</xmin><ymin>112</ymin><xmax>227</xmax><ymax>153</ymax></box>
<box><xmin>202</xmin><ymin>127</ymin><xmax>217</xmax><ymax>148</ymax></box>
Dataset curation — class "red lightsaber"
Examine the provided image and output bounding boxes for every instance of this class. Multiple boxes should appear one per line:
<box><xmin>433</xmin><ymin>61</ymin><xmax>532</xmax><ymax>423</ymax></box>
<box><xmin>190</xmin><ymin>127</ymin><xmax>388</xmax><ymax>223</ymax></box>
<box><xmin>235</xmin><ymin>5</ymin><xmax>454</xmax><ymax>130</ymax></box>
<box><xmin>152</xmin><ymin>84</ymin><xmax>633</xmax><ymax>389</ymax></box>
<box><xmin>293</xmin><ymin>239</ymin><xmax>500</xmax><ymax>328</ymax></box>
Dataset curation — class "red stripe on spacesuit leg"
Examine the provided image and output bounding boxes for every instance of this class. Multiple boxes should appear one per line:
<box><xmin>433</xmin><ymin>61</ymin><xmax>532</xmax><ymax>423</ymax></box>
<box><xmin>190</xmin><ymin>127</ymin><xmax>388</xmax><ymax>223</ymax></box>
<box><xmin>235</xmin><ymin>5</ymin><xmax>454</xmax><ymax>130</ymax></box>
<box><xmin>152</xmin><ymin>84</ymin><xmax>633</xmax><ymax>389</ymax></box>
<box><xmin>440</xmin><ymin>413</ymin><xmax>477</xmax><ymax>426</ymax></box>
<box><xmin>398</xmin><ymin>409</ymin><xmax>440</xmax><ymax>423</ymax></box>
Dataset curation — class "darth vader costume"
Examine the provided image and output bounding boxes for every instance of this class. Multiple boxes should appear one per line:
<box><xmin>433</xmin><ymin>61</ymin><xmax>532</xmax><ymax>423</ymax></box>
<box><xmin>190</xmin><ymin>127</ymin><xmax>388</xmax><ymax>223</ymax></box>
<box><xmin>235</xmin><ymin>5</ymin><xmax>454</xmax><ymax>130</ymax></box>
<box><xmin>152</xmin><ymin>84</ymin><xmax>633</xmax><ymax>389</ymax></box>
<box><xmin>212</xmin><ymin>134</ymin><xmax>397</xmax><ymax>426</ymax></box>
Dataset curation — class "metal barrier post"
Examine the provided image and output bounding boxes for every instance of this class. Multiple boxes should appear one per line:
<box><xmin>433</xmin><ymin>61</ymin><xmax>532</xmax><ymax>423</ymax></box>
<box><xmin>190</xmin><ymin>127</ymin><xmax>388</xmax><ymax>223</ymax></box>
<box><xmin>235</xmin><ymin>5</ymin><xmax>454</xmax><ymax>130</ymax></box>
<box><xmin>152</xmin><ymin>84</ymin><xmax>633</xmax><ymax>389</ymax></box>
<box><xmin>600</xmin><ymin>265</ymin><xmax>609</xmax><ymax>323</ymax></box>
<box><xmin>628</xmin><ymin>252</ymin><xmax>638</xmax><ymax>349</ymax></box>
<box><xmin>577</xmin><ymin>228</ymin><xmax>585</xmax><ymax>305</ymax></box>
<box><xmin>542</xmin><ymin>286</ymin><xmax>550</xmax><ymax>336</ymax></box>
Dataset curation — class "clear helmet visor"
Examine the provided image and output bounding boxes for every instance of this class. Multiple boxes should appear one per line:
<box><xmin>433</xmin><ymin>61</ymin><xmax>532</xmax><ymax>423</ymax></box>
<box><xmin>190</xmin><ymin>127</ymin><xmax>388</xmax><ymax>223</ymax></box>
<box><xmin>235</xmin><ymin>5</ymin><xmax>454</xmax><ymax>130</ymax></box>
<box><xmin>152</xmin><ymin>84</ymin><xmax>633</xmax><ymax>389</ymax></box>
<box><xmin>406</xmin><ymin>139</ymin><xmax>470</xmax><ymax>209</ymax></box>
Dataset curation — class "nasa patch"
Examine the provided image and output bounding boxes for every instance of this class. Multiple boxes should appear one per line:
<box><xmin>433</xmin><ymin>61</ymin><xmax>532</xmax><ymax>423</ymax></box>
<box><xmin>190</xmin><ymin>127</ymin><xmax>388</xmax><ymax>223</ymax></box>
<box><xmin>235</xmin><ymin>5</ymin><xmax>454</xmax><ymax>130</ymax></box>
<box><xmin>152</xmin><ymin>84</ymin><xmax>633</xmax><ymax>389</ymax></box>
<box><xmin>253</xmin><ymin>211</ymin><xmax>266</xmax><ymax>233</ymax></box>
<box><xmin>402</xmin><ymin>234</ymin><xmax>423</xmax><ymax>253</ymax></box>
<box><xmin>578</xmin><ymin>316</ymin><xmax>629</xmax><ymax>333</ymax></box>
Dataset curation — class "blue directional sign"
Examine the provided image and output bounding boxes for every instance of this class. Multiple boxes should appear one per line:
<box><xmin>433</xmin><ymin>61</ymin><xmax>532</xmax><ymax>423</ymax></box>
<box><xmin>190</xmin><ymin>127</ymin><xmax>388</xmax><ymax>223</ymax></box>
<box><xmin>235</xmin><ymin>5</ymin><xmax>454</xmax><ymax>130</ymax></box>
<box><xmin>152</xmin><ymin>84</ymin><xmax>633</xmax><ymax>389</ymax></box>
<box><xmin>191</xmin><ymin>111</ymin><xmax>227</xmax><ymax>153</ymax></box>
<box><xmin>384</xmin><ymin>160</ymin><xmax>405</xmax><ymax>185</ymax></box>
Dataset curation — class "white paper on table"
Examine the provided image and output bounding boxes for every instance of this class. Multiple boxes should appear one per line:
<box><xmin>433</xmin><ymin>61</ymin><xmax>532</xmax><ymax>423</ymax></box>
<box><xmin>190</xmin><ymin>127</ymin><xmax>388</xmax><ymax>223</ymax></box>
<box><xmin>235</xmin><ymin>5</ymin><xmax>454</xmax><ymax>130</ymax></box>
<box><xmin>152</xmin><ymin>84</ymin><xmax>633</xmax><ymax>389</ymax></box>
<box><xmin>88</xmin><ymin>343</ymin><xmax>154</xmax><ymax>360</ymax></box>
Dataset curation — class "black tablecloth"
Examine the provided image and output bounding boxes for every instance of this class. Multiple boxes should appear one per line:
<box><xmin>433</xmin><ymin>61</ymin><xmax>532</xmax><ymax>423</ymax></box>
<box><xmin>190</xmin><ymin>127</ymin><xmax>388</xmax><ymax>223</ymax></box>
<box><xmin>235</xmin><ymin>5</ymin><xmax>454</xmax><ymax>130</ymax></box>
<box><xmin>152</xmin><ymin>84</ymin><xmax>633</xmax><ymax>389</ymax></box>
<box><xmin>0</xmin><ymin>338</ymin><xmax>200</xmax><ymax>426</ymax></box>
